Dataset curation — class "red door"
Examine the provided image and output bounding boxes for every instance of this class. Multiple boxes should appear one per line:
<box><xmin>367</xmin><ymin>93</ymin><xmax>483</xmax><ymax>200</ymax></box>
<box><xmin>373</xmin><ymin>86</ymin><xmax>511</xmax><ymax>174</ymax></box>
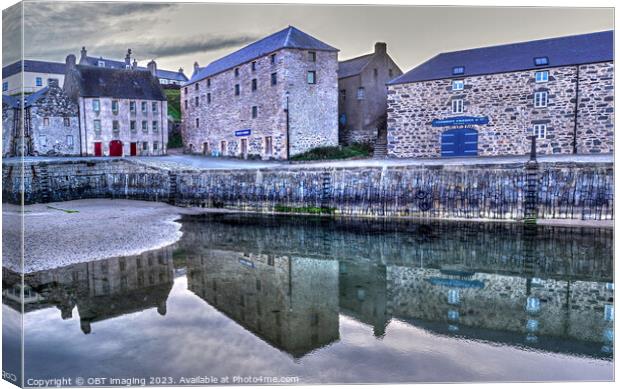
<box><xmin>109</xmin><ymin>140</ymin><xmax>123</xmax><ymax>157</ymax></box>
<box><xmin>130</xmin><ymin>142</ymin><xmax>137</xmax><ymax>156</ymax></box>
<box><xmin>94</xmin><ymin>142</ymin><xmax>102</xmax><ymax>156</ymax></box>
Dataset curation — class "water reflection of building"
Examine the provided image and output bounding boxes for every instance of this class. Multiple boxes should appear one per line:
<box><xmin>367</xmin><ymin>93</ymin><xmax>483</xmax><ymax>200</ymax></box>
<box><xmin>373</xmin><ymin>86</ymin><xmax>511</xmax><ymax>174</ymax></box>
<box><xmin>2</xmin><ymin>247</ymin><xmax>174</xmax><ymax>334</ymax></box>
<box><xmin>186</xmin><ymin>250</ymin><xmax>340</xmax><ymax>358</ymax></box>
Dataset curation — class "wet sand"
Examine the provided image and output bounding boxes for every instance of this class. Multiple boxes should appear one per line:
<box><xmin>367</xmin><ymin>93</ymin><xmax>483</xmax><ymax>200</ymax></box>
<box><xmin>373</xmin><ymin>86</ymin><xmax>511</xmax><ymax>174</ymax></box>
<box><xmin>2</xmin><ymin>199</ymin><xmax>203</xmax><ymax>273</ymax></box>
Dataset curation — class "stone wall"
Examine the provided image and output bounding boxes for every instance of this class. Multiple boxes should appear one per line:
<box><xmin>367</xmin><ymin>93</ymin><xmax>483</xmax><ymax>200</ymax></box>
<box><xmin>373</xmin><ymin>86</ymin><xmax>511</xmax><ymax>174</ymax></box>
<box><xmin>387</xmin><ymin>62</ymin><xmax>614</xmax><ymax>158</ymax></box>
<box><xmin>2</xmin><ymin>102</ymin><xmax>16</xmax><ymax>156</ymax></box>
<box><xmin>181</xmin><ymin>48</ymin><xmax>338</xmax><ymax>159</ymax></box>
<box><xmin>2</xmin><ymin>159</ymin><xmax>613</xmax><ymax>222</ymax></box>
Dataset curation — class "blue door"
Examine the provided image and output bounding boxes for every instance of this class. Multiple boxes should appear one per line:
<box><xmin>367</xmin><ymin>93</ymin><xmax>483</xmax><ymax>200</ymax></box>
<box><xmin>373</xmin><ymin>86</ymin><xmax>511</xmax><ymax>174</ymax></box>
<box><xmin>441</xmin><ymin>128</ymin><xmax>478</xmax><ymax>157</ymax></box>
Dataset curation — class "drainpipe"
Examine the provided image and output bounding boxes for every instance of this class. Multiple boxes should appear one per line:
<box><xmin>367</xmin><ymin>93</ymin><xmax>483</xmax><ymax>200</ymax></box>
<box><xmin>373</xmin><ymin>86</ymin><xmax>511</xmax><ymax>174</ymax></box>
<box><xmin>81</xmin><ymin>99</ymin><xmax>88</xmax><ymax>156</ymax></box>
<box><xmin>77</xmin><ymin>102</ymin><xmax>83</xmax><ymax>156</ymax></box>
<box><xmin>285</xmin><ymin>91</ymin><xmax>290</xmax><ymax>161</ymax></box>
<box><xmin>572</xmin><ymin>65</ymin><xmax>580</xmax><ymax>154</ymax></box>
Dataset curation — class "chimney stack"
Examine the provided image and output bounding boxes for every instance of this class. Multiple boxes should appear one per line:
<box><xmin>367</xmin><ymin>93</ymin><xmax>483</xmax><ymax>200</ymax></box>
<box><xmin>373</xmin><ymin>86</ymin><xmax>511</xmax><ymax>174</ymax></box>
<box><xmin>132</xmin><ymin>58</ymin><xmax>138</xmax><ymax>69</ymax></box>
<box><xmin>178</xmin><ymin>67</ymin><xmax>184</xmax><ymax>74</ymax></box>
<box><xmin>79</xmin><ymin>46</ymin><xmax>87</xmax><ymax>62</ymax></box>
<box><xmin>147</xmin><ymin>60</ymin><xmax>157</xmax><ymax>76</ymax></box>
<box><xmin>125</xmin><ymin>49</ymin><xmax>132</xmax><ymax>67</ymax></box>
<box><xmin>374</xmin><ymin>42</ymin><xmax>387</xmax><ymax>55</ymax></box>
<box><xmin>193</xmin><ymin>61</ymin><xmax>200</xmax><ymax>74</ymax></box>
<box><xmin>66</xmin><ymin>54</ymin><xmax>76</xmax><ymax>70</ymax></box>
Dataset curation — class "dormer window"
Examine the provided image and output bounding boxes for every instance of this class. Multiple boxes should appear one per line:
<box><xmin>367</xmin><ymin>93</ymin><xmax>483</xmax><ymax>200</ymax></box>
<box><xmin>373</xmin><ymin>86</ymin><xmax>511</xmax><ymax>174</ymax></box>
<box><xmin>534</xmin><ymin>57</ymin><xmax>549</xmax><ymax>66</ymax></box>
<box><xmin>452</xmin><ymin>66</ymin><xmax>465</xmax><ymax>75</ymax></box>
<box><xmin>97</xmin><ymin>60</ymin><xmax>105</xmax><ymax>67</ymax></box>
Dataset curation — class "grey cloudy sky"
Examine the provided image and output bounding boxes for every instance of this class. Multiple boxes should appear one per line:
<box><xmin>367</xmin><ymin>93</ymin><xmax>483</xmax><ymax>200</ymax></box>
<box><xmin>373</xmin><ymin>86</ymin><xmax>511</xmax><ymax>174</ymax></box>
<box><xmin>2</xmin><ymin>1</ymin><xmax>614</xmax><ymax>76</ymax></box>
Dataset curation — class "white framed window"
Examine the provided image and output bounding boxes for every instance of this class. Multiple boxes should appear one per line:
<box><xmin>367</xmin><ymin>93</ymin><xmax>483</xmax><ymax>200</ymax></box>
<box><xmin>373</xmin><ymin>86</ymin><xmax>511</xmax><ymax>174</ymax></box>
<box><xmin>526</xmin><ymin>297</ymin><xmax>540</xmax><ymax>313</ymax></box>
<box><xmin>142</xmin><ymin>120</ymin><xmax>148</xmax><ymax>132</ymax></box>
<box><xmin>152</xmin><ymin>102</ymin><xmax>158</xmax><ymax>113</ymax></box>
<box><xmin>452</xmin><ymin>99</ymin><xmax>464</xmax><ymax>113</ymax></box>
<box><xmin>43</xmin><ymin>117</ymin><xmax>49</xmax><ymax>126</ymax></box>
<box><xmin>35</xmin><ymin>77</ymin><xmax>42</xmax><ymax>87</ymax></box>
<box><xmin>112</xmin><ymin>120</ymin><xmax>119</xmax><ymax>132</ymax></box>
<box><xmin>2</xmin><ymin>82</ymin><xmax>7</xmax><ymax>92</ymax></box>
<box><xmin>93</xmin><ymin>119</ymin><xmax>101</xmax><ymax>133</ymax></box>
<box><xmin>97</xmin><ymin>60</ymin><xmax>106</xmax><ymax>67</ymax></box>
<box><xmin>92</xmin><ymin>99</ymin><xmax>100</xmax><ymax>112</ymax></box>
<box><xmin>66</xmin><ymin>135</ymin><xmax>74</xmax><ymax>147</ymax></box>
<box><xmin>535</xmin><ymin>71</ymin><xmax>549</xmax><ymax>83</ymax></box>
<box><xmin>129</xmin><ymin>101</ymin><xmax>136</xmax><ymax>113</ymax></box>
<box><xmin>153</xmin><ymin>141</ymin><xmax>159</xmax><ymax>151</ymax></box>
<box><xmin>63</xmin><ymin>117</ymin><xmax>70</xmax><ymax>127</ymax></box>
<box><xmin>452</xmin><ymin>80</ymin><xmax>464</xmax><ymax>90</ymax></box>
<box><xmin>307</xmin><ymin>71</ymin><xmax>316</xmax><ymax>84</ymax></box>
<box><xmin>152</xmin><ymin>121</ymin><xmax>158</xmax><ymax>132</ymax></box>
<box><xmin>533</xmin><ymin>124</ymin><xmax>547</xmax><ymax>139</ymax></box>
<box><xmin>141</xmin><ymin>101</ymin><xmax>147</xmax><ymax>113</ymax></box>
<box><xmin>130</xmin><ymin>120</ymin><xmax>136</xmax><ymax>132</ymax></box>
<box><xmin>534</xmin><ymin>91</ymin><xmax>548</xmax><ymax>107</ymax></box>
<box><xmin>356</xmin><ymin>87</ymin><xmax>365</xmax><ymax>100</ymax></box>
<box><xmin>112</xmin><ymin>100</ymin><xmax>119</xmax><ymax>114</ymax></box>
<box><xmin>142</xmin><ymin>141</ymin><xmax>148</xmax><ymax>151</ymax></box>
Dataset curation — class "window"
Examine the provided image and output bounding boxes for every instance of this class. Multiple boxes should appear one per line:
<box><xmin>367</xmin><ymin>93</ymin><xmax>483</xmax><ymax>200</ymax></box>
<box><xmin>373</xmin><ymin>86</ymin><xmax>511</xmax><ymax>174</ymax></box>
<box><xmin>534</xmin><ymin>56</ymin><xmax>549</xmax><ymax>66</ymax></box>
<box><xmin>112</xmin><ymin>120</ymin><xmax>119</xmax><ymax>132</ymax></box>
<box><xmin>2</xmin><ymin>82</ymin><xmax>7</xmax><ymax>92</ymax></box>
<box><xmin>64</xmin><ymin>135</ymin><xmax>74</xmax><ymax>148</ymax></box>
<box><xmin>142</xmin><ymin>120</ymin><xmax>148</xmax><ymax>132</ymax></box>
<box><xmin>452</xmin><ymin>66</ymin><xmax>465</xmax><ymax>75</ymax></box>
<box><xmin>340</xmin><ymin>89</ymin><xmax>346</xmax><ymax>100</ymax></box>
<box><xmin>252</xmin><ymin>106</ymin><xmax>258</xmax><ymax>118</ymax></box>
<box><xmin>194</xmin><ymin>83</ymin><xmax>199</xmax><ymax>91</ymax></box>
<box><xmin>251</xmin><ymin>78</ymin><xmax>257</xmax><ymax>91</ymax></box>
<box><xmin>307</xmin><ymin>70</ymin><xmax>316</xmax><ymax>84</ymax></box>
<box><xmin>452</xmin><ymin>99</ymin><xmax>464</xmax><ymax>113</ymax></box>
<box><xmin>143</xmin><ymin>142</ymin><xmax>148</xmax><ymax>151</ymax></box>
<box><xmin>221</xmin><ymin>140</ymin><xmax>227</xmax><ymax>155</ymax></box>
<box><xmin>195</xmin><ymin>96</ymin><xmax>199</xmax><ymax>106</ymax></box>
<box><xmin>207</xmin><ymin>78</ymin><xmax>211</xmax><ymax>87</ymax></box>
<box><xmin>264</xmin><ymin>136</ymin><xmax>273</xmax><ymax>156</ymax></box>
<box><xmin>535</xmin><ymin>71</ymin><xmax>549</xmax><ymax>83</ymax></box>
<box><xmin>111</xmin><ymin>100</ymin><xmax>119</xmax><ymax>114</ymax></box>
<box><xmin>389</xmin><ymin>69</ymin><xmax>393</xmax><ymax>77</ymax></box>
<box><xmin>35</xmin><ymin>77</ymin><xmax>42</xmax><ymax>86</ymax></box>
<box><xmin>534</xmin><ymin>91</ymin><xmax>548</xmax><ymax>107</ymax></box>
<box><xmin>39</xmin><ymin>136</ymin><xmax>47</xmax><ymax>147</ymax></box>
<box><xmin>92</xmin><ymin>99</ymin><xmax>100</xmax><ymax>112</ymax></box>
<box><xmin>129</xmin><ymin>101</ymin><xmax>136</xmax><ymax>113</ymax></box>
<box><xmin>195</xmin><ymin>118</ymin><xmax>199</xmax><ymax>128</ymax></box>
<box><xmin>271</xmin><ymin>72</ymin><xmax>277</xmax><ymax>86</ymax></box>
<box><xmin>452</xmin><ymin>80</ymin><xmax>464</xmax><ymax>90</ymax></box>
<box><xmin>234</xmin><ymin>68</ymin><xmax>239</xmax><ymax>77</ymax></box>
<box><xmin>97</xmin><ymin>60</ymin><xmax>105</xmax><ymax>67</ymax></box>
<box><xmin>152</xmin><ymin>121</ymin><xmax>158</xmax><ymax>132</ymax></box>
<box><xmin>47</xmin><ymin>78</ymin><xmax>58</xmax><ymax>86</ymax></box>
<box><xmin>526</xmin><ymin>297</ymin><xmax>540</xmax><ymax>313</ymax></box>
<box><xmin>308</xmin><ymin>51</ymin><xmax>316</xmax><ymax>62</ymax></box>
<box><xmin>153</xmin><ymin>141</ymin><xmax>159</xmax><ymax>151</ymax></box>
<box><xmin>207</xmin><ymin>93</ymin><xmax>211</xmax><ymax>103</ymax></box>
<box><xmin>94</xmin><ymin>119</ymin><xmax>101</xmax><ymax>133</ymax></box>
<box><xmin>356</xmin><ymin>87</ymin><xmax>365</xmax><ymax>100</ymax></box>
<box><xmin>43</xmin><ymin>117</ymin><xmax>49</xmax><ymax>126</ymax></box>
<box><xmin>533</xmin><ymin>124</ymin><xmax>547</xmax><ymax>139</ymax></box>
<box><xmin>270</xmin><ymin>53</ymin><xmax>276</xmax><ymax>64</ymax></box>
<box><xmin>251</xmin><ymin>61</ymin><xmax>257</xmax><ymax>71</ymax></box>
<box><xmin>448</xmin><ymin>289</ymin><xmax>460</xmax><ymax>305</ymax></box>
<box><xmin>141</xmin><ymin>101</ymin><xmax>147</xmax><ymax>113</ymax></box>
<box><xmin>152</xmin><ymin>102</ymin><xmax>158</xmax><ymax>113</ymax></box>
<box><xmin>374</xmin><ymin>68</ymin><xmax>378</xmax><ymax>77</ymax></box>
<box><xmin>184</xmin><ymin>87</ymin><xmax>188</xmax><ymax>94</ymax></box>
<box><xmin>235</xmin><ymin>84</ymin><xmax>240</xmax><ymax>95</ymax></box>
<box><xmin>184</xmin><ymin>100</ymin><xmax>188</xmax><ymax>109</ymax></box>
<box><xmin>64</xmin><ymin>117</ymin><xmax>70</xmax><ymax>127</ymax></box>
<box><xmin>130</xmin><ymin>120</ymin><xmax>136</xmax><ymax>132</ymax></box>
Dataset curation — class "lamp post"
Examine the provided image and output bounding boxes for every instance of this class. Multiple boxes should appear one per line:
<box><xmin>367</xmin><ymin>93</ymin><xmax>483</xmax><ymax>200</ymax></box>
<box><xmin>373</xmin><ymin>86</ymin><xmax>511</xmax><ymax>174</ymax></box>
<box><xmin>285</xmin><ymin>91</ymin><xmax>290</xmax><ymax>161</ymax></box>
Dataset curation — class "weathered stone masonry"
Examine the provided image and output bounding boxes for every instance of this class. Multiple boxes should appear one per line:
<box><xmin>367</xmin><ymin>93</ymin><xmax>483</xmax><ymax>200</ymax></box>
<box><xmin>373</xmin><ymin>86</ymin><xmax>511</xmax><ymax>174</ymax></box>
<box><xmin>387</xmin><ymin>62</ymin><xmax>614</xmax><ymax>158</ymax></box>
<box><xmin>3</xmin><ymin>159</ymin><xmax>613</xmax><ymax>222</ymax></box>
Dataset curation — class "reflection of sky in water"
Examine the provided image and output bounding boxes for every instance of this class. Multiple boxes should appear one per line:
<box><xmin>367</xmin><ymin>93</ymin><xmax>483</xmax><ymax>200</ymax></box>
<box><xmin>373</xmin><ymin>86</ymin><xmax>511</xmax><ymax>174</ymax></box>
<box><xmin>21</xmin><ymin>277</ymin><xmax>612</xmax><ymax>383</ymax></box>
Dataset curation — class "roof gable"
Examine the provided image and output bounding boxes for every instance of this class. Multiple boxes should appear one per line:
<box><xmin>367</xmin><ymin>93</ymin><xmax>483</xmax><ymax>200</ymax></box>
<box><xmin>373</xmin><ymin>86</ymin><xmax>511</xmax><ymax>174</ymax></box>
<box><xmin>188</xmin><ymin>26</ymin><xmax>338</xmax><ymax>84</ymax></box>
<box><xmin>390</xmin><ymin>30</ymin><xmax>614</xmax><ymax>85</ymax></box>
<box><xmin>69</xmin><ymin>65</ymin><xmax>166</xmax><ymax>101</ymax></box>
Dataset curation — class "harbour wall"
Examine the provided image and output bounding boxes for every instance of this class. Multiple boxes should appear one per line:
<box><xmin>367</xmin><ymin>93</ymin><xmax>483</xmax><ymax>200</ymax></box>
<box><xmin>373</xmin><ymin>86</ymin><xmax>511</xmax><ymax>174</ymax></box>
<box><xmin>2</xmin><ymin>158</ymin><xmax>613</xmax><ymax>221</ymax></box>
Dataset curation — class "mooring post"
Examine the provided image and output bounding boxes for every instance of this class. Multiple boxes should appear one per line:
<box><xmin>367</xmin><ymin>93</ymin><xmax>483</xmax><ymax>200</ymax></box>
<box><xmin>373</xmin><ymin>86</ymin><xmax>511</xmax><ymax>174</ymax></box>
<box><xmin>523</xmin><ymin>136</ymin><xmax>539</xmax><ymax>224</ymax></box>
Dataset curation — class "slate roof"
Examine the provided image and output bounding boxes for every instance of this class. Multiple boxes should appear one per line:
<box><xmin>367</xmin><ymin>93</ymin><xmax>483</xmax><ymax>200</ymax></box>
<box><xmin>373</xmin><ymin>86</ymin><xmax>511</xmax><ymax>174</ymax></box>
<box><xmin>24</xmin><ymin>86</ymin><xmax>50</xmax><ymax>107</ymax></box>
<box><xmin>188</xmin><ymin>26</ymin><xmax>338</xmax><ymax>84</ymax></box>
<box><xmin>338</xmin><ymin>53</ymin><xmax>374</xmax><ymax>79</ymax></box>
<box><xmin>67</xmin><ymin>65</ymin><xmax>166</xmax><ymax>101</ymax></box>
<box><xmin>389</xmin><ymin>30</ymin><xmax>614</xmax><ymax>85</ymax></box>
<box><xmin>2</xmin><ymin>94</ymin><xmax>19</xmax><ymax>108</ymax></box>
<box><xmin>2</xmin><ymin>60</ymin><xmax>66</xmax><ymax>78</ymax></box>
<box><xmin>82</xmin><ymin>56</ymin><xmax>188</xmax><ymax>81</ymax></box>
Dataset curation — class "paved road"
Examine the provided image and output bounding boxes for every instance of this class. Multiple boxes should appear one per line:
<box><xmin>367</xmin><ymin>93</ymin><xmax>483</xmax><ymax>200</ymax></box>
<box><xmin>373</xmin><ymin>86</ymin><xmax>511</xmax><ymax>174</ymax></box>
<box><xmin>3</xmin><ymin>153</ymin><xmax>613</xmax><ymax>170</ymax></box>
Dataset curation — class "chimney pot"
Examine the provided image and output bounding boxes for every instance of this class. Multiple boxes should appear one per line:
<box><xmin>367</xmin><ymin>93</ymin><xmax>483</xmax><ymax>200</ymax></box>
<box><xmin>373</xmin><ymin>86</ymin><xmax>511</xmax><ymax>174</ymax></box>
<box><xmin>374</xmin><ymin>42</ymin><xmax>387</xmax><ymax>55</ymax></box>
<box><xmin>147</xmin><ymin>60</ymin><xmax>157</xmax><ymax>76</ymax></box>
<box><xmin>66</xmin><ymin>54</ymin><xmax>77</xmax><ymax>69</ymax></box>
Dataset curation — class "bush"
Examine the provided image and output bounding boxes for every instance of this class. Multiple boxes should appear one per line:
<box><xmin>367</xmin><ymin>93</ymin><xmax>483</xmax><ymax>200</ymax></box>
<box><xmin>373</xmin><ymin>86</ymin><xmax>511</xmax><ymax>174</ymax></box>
<box><xmin>290</xmin><ymin>143</ymin><xmax>373</xmax><ymax>161</ymax></box>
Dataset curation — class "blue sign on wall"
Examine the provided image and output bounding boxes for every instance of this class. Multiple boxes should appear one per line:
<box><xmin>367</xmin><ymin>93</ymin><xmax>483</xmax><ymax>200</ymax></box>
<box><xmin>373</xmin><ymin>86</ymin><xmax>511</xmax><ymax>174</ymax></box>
<box><xmin>432</xmin><ymin>116</ymin><xmax>489</xmax><ymax>127</ymax></box>
<box><xmin>235</xmin><ymin>129</ymin><xmax>251</xmax><ymax>137</ymax></box>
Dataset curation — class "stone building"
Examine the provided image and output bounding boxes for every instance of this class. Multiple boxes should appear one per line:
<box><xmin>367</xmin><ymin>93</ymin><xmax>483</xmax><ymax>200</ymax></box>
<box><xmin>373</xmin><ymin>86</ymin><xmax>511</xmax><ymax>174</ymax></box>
<box><xmin>2</xmin><ymin>59</ymin><xmax>66</xmax><ymax>95</ymax></box>
<box><xmin>182</xmin><ymin>26</ymin><xmax>339</xmax><ymax>159</ymax></box>
<box><xmin>387</xmin><ymin>30</ymin><xmax>614</xmax><ymax>158</ymax></box>
<box><xmin>2</xmin><ymin>80</ymin><xmax>80</xmax><ymax>156</ymax></box>
<box><xmin>337</xmin><ymin>42</ymin><xmax>402</xmax><ymax>147</ymax></box>
<box><xmin>63</xmin><ymin>54</ymin><xmax>168</xmax><ymax>156</ymax></box>
<box><xmin>78</xmin><ymin>47</ymin><xmax>188</xmax><ymax>86</ymax></box>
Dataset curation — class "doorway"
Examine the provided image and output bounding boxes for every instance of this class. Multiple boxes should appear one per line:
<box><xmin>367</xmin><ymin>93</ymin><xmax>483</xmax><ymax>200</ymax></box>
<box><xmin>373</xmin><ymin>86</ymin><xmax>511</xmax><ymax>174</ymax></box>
<box><xmin>441</xmin><ymin>128</ymin><xmax>478</xmax><ymax>157</ymax></box>
<box><xmin>130</xmin><ymin>142</ymin><xmax>137</xmax><ymax>156</ymax></box>
<box><xmin>94</xmin><ymin>142</ymin><xmax>102</xmax><ymax>157</ymax></box>
<box><xmin>109</xmin><ymin>140</ymin><xmax>123</xmax><ymax>157</ymax></box>
<box><xmin>240</xmin><ymin>138</ymin><xmax>248</xmax><ymax>159</ymax></box>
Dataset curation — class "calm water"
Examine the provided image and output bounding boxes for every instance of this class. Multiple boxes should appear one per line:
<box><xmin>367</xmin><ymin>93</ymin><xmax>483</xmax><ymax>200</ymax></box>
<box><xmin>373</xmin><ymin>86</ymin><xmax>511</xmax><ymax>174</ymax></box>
<box><xmin>3</xmin><ymin>214</ymin><xmax>614</xmax><ymax>385</ymax></box>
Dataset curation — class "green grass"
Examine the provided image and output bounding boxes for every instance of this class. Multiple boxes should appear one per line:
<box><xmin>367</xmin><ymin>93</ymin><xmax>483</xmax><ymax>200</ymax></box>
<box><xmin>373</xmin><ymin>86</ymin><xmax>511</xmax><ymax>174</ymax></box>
<box><xmin>165</xmin><ymin>89</ymin><xmax>181</xmax><ymax>122</ymax></box>
<box><xmin>290</xmin><ymin>143</ymin><xmax>373</xmax><ymax>161</ymax></box>
<box><xmin>274</xmin><ymin>205</ymin><xmax>335</xmax><ymax>214</ymax></box>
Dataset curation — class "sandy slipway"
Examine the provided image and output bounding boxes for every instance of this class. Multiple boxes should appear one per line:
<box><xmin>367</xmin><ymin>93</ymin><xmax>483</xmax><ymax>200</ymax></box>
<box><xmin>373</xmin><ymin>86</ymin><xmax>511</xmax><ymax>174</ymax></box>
<box><xmin>1</xmin><ymin>199</ymin><xmax>217</xmax><ymax>273</ymax></box>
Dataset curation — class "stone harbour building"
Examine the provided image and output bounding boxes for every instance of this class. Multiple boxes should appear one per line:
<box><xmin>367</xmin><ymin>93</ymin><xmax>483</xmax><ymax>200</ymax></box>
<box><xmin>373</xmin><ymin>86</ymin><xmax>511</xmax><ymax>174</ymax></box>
<box><xmin>386</xmin><ymin>30</ymin><xmax>614</xmax><ymax>158</ymax></box>
<box><xmin>337</xmin><ymin>42</ymin><xmax>402</xmax><ymax>147</ymax></box>
<box><xmin>182</xmin><ymin>26</ymin><xmax>339</xmax><ymax>160</ymax></box>
<box><xmin>63</xmin><ymin>54</ymin><xmax>168</xmax><ymax>156</ymax></box>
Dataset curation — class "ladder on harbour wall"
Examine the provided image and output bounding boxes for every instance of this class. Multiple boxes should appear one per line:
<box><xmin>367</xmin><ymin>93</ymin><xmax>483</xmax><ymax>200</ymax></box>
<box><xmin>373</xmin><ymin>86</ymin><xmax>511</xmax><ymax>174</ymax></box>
<box><xmin>36</xmin><ymin>164</ymin><xmax>52</xmax><ymax>203</ymax></box>
<box><xmin>321</xmin><ymin>170</ymin><xmax>332</xmax><ymax>211</ymax></box>
<box><xmin>168</xmin><ymin>172</ymin><xmax>178</xmax><ymax>205</ymax></box>
<box><xmin>523</xmin><ymin>137</ymin><xmax>539</xmax><ymax>224</ymax></box>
